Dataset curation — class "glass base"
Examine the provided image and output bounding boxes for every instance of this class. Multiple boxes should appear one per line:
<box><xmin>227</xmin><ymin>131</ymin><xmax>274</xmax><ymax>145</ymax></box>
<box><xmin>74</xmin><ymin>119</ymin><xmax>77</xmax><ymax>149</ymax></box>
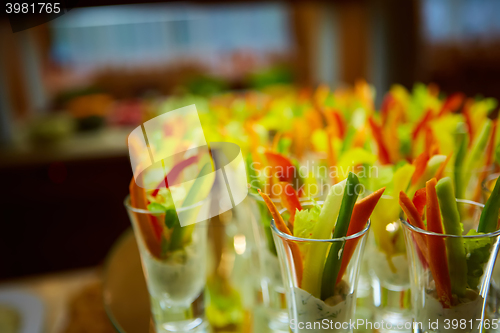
<box><xmin>157</xmin><ymin>318</ymin><xmax>208</xmax><ymax>332</ymax></box>
<box><xmin>371</xmin><ymin>279</ymin><xmax>412</xmax><ymax>333</ymax></box>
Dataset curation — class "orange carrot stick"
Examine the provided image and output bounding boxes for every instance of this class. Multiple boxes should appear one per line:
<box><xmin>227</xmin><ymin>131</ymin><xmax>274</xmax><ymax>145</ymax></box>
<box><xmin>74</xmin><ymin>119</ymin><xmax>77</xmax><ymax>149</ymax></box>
<box><xmin>326</xmin><ymin>126</ymin><xmax>339</xmax><ymax>184</ymax></box>
<box><xmin>399</xmin><ymin>191</ymin><xmax>430</xmax><ymax>267</ymax></box>
<box><xmin>278</xmin><ymin>182</ymin><xmax>303</xmax><ymax>230</ymax></box>
<box><xmin>411</xmin><ymin>151</ymin><xmax>430</xmax><ymax>186</ymax></box>
<box><xmin>129</xmin><ymin>176</ymin><xmax>162</xmax><ymax>258</ymax></box>
<box><xmin>426</xmin><ymin>178</ymin><xmax>452</xmax><ymax>308</ymax></box>
<box><xmin>259</xmin><ymin>190</ymin><xmax>304</xmax><ymax>286</ymax></box>
<box><xmin>336</xmin><ymin>187</ymin><xmax>385</xmax><ymax>284</ymax></box>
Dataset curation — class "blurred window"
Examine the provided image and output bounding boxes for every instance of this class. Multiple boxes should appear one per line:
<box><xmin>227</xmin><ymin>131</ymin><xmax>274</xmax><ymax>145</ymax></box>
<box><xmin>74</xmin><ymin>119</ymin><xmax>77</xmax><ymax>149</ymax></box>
<box><xmin>50</xmin><ymin>2</ymin><xmax>292</xmax><ymax>69</ymax></box>
<box><xmin>422</xmin><ymin>0</ymin><xmax>500</xmax><ymax>43</ymax></box>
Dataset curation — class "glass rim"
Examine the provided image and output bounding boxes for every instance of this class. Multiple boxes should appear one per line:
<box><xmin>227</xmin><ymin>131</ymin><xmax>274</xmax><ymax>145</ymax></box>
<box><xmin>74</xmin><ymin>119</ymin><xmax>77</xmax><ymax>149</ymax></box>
<box><xmin>270</xmin><ymin>201</ymin><xmax>371</xmax><ymax>243</ymax></box>
<box><xmin>124</xmin><ymin>195</ymin><xmax>196</xmax><ymax>214</ymax></box>
<box><xmin>400</xmin><ymin>198</ymin><xmax>500</xmax><ymax>238</ymax></box>
<box><xmin>482</xmin><ymin>172</ymin><xmax>499</xmax><ymax>195</ymax></box>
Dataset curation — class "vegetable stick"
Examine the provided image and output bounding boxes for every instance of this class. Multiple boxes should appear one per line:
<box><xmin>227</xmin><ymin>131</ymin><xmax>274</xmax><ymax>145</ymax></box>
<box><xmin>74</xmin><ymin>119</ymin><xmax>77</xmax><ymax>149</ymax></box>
<box><xmin>412</xmin><ymin>188</ymin><xmax>426</xmax><ymax>217</ymax></box>
<box><xmin>336</xmin><ymin>187</ymin><xmax>386</xmax><ymax>284</ymax></box>
<box><xmin>264</xmin><ymin>151</ymin><xmax>295</xmax><ymax>183</ymax></box>
<box><xmin>302</xmin><ymin>179</ymin><xmax>347</xmax><ymax>298</ymax></box>
<box><xmin>438</xmin><ymin>92</ymin><xmax>465</xmax><ymax>117</ymax></box>
<box><xmin>368</xmin><ymin>116</ymin><xmax>391</xmax><ymax>165</ymax></box>
<box><xmin>454</xmin><ymin>131</ymin><xmax>468</xmax><ymax>200</ymax></box>
<box><xmin>412</xmin><ymin>109</ymin><xmax>433</xmax><ymax>140</ymax></box>
<box><xmin>152</xmin><ymin>155</ymin><xmax>199</xmax><ymax>197</ymax></box>
<box><xmin>478</xmin><ymin>177</ymin><xmax>500</xmax><ymax>233</ymax></box>
<box><xmin>436</xmin><ymin>177</ymin><xmax>468</xmax><ymax>297</ymax></box>
<box><xmin>411</xmin><ymin>152</ymin><xmax>430</xmax><ymax>186</ymax></box>
<box><xmin>400</xmin><ymin>191</ymin><xmax>426</xmax><ymax>230</ymax></box>
<box><xmin>259</xmin><ymin>190</ymin><xmax>304</xmax><ymax>286</ymax></box>
<box><xmin>463</xmin><ymin>120</ymin><xmax>492</xmax><ymax>192</ymax></box>
<box><xmin>321</xmin><ymin>172</ymin><xmax>359</xmax><ymax>300</ymax></box>
<box><xmin>426</xmin><ymin>178</ymin><xmax>452</xmax><ymax>308</ymax></box>
<box><xmin>278</xmin><ymin>182</ymin><xmax>303</xmax><ymax>229</ymax></box>
<box><xmin>129</xmin><ymin>176</ymin><xmax>162</xmax><ymax>258</ymax></box>
<box><xmin>326</xmin><ymin>126</ymin><xmax>339</xmax><ymax>184</ymax></box>
<box><xmin>472</xmin><ymin>119</ymin><xmax>497</xmax><ymax>203</ymax></box>
<box><xmin>434</xmin><ymin>153</ymin><xmax>452</xmax><ymax>180</ymax></box>
<box><xmin>399</xmin><ymin>191</ymin><xmax>430</xmax><ymax>267</ymax></box>
<box><xmin>168</xmin><ymin>163</ymin><xmax>213</xmax><ymax>250</ymax></box>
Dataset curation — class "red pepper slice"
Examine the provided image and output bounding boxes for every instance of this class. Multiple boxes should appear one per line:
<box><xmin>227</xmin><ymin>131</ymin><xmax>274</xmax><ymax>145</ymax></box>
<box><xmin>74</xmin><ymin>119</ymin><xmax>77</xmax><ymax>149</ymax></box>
<box><xmin>380</xmin><ymin>93</ymin><xmax>394</xmax><ymax>126</ymax></box>
<box><xmin>333</xmin><ymin>110</ymin><xmax>346</xmax><ymax>139</ymax></box>
<box><xmin>400</xmin><ymin>190</ymin><xmax>430</xmax><ymax>269</ymax></box>
<box><xmin>152</xmin><ymin>155</ymin><xmax>199</xmax><ymax>197</ymax></box>
<box><xmin>438</xmin><ymin>92</ymin><xmax>465</xmax><ymax>117</ymax></box>
<box><xmin>412</xmin><ymin>188</ymin><xmax>427</xmax><ymax>217</ymax></box>
<box><xmin>129</xmin><ymin>176</ymin><xmax>162</xmax><ymax>258</ymax></box>
<box><xmin>368</xmin><ymin>116</ymin><xmax>391</xmax><ymax>165</ymax></box>
<box><xmin>264</xmin><ymin>151</ymin><xmax>296</xmax><ymax>183</ymax></box>
<box><xmin>412</xmin><ymin>109</ymin><xmax>433</xmax><ymax>140</ymax></box>
<box><xmin>278</xmin><ymin>182</ymin><xmax>303</xmax><ymax>230</ymax></box>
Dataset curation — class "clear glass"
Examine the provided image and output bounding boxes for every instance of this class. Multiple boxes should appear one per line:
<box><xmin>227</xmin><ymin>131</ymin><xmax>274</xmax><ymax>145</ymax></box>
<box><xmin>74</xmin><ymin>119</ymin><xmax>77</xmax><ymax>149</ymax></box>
<box><xmin>247</xmin><ymin>192</ymin><xmax>297</xmax><ymax>332</ymax></box>
<box><xmin>482</xmin><ymin>173</ymin><xmax>500</xmax><ymax>333</ymax></box>
<box><xmin>368</xmin><ymin>195</ymin><xmax>412</xmax><ymax>332</ymax></box>
<box><xmin>401</xmin><ymin>199</ymin><xmax>500</xmax><ymax>333</ymax></box>
<box><xmin>125</xmin><ymin>197</ymin><xmax>208</xmax><ymax>333</ymax></box>
<box><xmin>205</xmin><ymin>203</ymin><xmax>257</xmax><ymax>333</ymax></box>
<box><xmin>270</xmin><ymin>202</ymin><xmax>371</xmax><ymax>333</ymax></box>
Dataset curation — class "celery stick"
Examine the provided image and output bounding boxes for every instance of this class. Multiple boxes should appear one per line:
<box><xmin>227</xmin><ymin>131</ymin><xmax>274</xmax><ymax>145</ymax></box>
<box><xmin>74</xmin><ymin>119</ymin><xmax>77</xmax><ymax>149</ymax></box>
<box><xmin>478</xmin><ymin>177</ymin><xmax>500</xmax><ymax>233</ymax></box>
<box><xmin>436</xmin><ymin>177</ymin><xmax>468</xmax><ymax>297</ymax></box>
<box><xmin>169</xmin><ymin>163</ymin><xmax>212</xmax><ymax>251</ymax></box>
<box><xmin>321</xmin><ymin>172</ymin><xmax>359</xmax><ymax>300</ymax></box>
<box><xmin>463</xmin><ymin>120</ymin><xmax>492</xmax><ymax>190</ymax></box>
<box><xmin>454</xmin><ymin>130</ymin><xmax>468</xmax><ymax>201</ymax></box>
<box><xmin>301</xmin><ymin>179</ymin><xmax>347</xmax><ymax>298</ymax></box>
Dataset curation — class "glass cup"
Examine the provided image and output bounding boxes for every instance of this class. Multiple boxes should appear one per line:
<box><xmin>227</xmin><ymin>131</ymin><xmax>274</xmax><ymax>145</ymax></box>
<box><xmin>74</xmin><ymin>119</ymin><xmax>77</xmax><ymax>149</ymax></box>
<box><xmin>401</xmin><ymin>199</ymin><xmax>500</xmax><ymax>333</ymax></box>
<box><xmin>482</xmin><ymin>173</ymin><xmax>500</xmax><ymax>332</ymax></box>
<box><xmin>270</xmin><ymin>202</ymin><xmax>371</xmax><ymax>333</ymax></box>
<box><xmin>368</xmin><ymin>195</ymin><xmax>412</xmax><ymax>332</ymax></box>
<box><xmin>247</xmin><ymin>192</ymin><xmax>296</xmax><ymax>332</ymax></box>
<box><xmin>125</xmin><ymin>197</ymin><xmax>208</xmax><ymax>333</ymax></box>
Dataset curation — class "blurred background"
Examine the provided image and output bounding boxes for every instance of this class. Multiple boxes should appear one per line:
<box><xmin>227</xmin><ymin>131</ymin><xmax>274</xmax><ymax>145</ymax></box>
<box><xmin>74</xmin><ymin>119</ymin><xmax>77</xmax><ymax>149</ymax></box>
<box><xmin>1</xmin><ymin>0</ymin><xmax>500</xmax><ymax>330</ymax></box>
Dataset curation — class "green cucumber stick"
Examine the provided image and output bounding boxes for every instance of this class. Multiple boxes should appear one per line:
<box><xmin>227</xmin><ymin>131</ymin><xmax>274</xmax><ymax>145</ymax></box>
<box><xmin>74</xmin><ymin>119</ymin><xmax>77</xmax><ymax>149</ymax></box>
<box><xmin>169</xmin><ymin>162</ymin><xmax>213</xmax><ymax>251</ymax></box>
<box><xmin>436</xmin><ymin>177</ymin><xmax>468</xmax><ymax>297</ymax></box>
<box><xmin>478</xmin><ymin>177</ymin><xmax>500</xmax><ymax>233</ymax></box>
<box><xmin>321</xmin><ymin>172</ymin><xmax>359</xmax><ymax>300</ymax></box>
<box><xmin>302</xmin><ymin>179</ymin><xmax>347</xmax><ymax>298</ymax></box>
<box><xmin>454</xmin><ymin>130</ymin><xmax>468</xmax><ymax>201</ymax></box>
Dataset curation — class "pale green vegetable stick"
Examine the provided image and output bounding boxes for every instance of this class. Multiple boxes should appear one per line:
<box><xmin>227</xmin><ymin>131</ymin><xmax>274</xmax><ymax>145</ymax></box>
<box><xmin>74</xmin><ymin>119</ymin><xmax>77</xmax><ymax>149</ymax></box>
<box><xmin>436</xmin><ymin>177</ymin><xmax>468</xmax><ymax>297</ymax></box>
<box><xmin>302</xmin><ymin>179</ymin><xmax>347</xmax><ymax>298</ymax></box>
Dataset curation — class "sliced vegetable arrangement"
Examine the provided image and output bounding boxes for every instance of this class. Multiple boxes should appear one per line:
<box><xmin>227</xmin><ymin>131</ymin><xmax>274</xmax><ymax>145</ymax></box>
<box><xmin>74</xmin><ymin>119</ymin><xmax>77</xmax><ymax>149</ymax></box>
<box><xmin>399</xmin><ymin>176</ymin><xmax>500</xmax><ymax>308</ymax></box>
<box><xmin>128</xmin><ymin>156</ymin><xmax>213</xmax><ymax>261</ymax></box>
<box><xmin>260</xmin><ymin>172</ymin><xmax>385</xmax><ymax>302</ymax></box>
